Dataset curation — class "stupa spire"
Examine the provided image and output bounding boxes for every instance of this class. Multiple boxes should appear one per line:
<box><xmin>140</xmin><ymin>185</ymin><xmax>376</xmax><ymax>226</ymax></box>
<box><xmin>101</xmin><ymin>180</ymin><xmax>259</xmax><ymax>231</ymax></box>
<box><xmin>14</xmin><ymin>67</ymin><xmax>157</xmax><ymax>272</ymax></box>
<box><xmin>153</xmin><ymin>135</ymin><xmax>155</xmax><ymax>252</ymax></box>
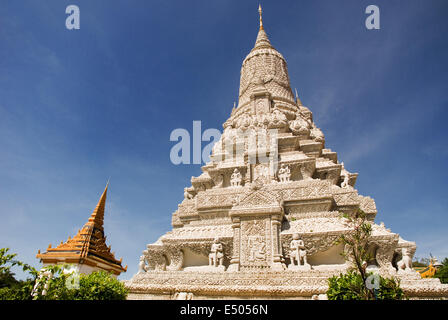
<box><xmin>253</xmin><ymin>5</ymin><xmax>272</xmax><ymax>50</ymax></box>
<box><xmin>238</xmin><ymin>5</ymin><xmax>294</xmax><ymax>108</ymax></box>
<box><xmin>258</xmin><ymin>4</ymin><xmax>263</xmax><ymax>30</ymax></box>
<box><xmin>87</xmin><ymin>182</ymin><xmax>108</xmax><ymax>229</ymax></box>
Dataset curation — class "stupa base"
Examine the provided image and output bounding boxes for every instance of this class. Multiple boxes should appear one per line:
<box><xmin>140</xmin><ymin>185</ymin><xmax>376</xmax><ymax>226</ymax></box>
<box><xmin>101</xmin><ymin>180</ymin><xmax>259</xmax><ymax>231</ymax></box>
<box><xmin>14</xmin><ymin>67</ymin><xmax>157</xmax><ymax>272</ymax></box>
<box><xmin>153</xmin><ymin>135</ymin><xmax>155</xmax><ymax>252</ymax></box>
<box><xmin>124</xmin><ymin>270</ymin><xmax>448</xmax><ymax>300</ymax></box>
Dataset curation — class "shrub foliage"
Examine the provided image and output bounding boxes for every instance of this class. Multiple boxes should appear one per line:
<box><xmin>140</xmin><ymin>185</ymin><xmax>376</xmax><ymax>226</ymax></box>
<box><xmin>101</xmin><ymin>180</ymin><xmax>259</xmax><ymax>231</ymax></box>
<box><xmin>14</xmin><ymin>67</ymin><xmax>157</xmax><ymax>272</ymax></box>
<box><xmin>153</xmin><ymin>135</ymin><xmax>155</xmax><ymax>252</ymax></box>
<box><xmin>434</xmin><ymin>258</ymin><xmax>448</xmax><ymax>284</ymax></box>
<box><xmin>327</xmin><ymin>270</ymin><xmax>404</xmax><ymax>300</ymax></box>
<box><xmin>0</xmin><ymin>247</ymin><xmax>127</xmax><ymax>300</ymax></box>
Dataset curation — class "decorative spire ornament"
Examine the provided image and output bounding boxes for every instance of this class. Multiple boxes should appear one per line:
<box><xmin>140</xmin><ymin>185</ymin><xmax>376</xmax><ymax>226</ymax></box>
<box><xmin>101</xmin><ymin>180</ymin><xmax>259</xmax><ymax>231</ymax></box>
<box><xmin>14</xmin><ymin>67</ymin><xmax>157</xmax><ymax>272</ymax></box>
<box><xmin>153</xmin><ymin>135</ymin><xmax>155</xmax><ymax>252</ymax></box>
<box><xmin>295</xmin><ymin>88</ymin><xmax>303</xmax><ymax>106</ymax></box>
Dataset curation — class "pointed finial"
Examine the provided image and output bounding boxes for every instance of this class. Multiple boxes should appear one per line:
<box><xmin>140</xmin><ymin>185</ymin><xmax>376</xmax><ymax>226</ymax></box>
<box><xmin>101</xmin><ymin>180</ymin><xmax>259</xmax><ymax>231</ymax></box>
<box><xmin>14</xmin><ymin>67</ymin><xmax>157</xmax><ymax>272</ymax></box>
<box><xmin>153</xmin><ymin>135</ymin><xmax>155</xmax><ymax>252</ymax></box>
<box><xmin>258</xmin><ymin>4</ymin><xmax>263</xmax><ymax>30</ymax></box>
<box><xmin>87</xmin><ymin>182</ymin><xmax>109</xmax><ymax>227</ymax></box>
<box><xmin>295</xmin><ymin>88</ymin><xmax>303</xmax><ymax>106</ymax></box>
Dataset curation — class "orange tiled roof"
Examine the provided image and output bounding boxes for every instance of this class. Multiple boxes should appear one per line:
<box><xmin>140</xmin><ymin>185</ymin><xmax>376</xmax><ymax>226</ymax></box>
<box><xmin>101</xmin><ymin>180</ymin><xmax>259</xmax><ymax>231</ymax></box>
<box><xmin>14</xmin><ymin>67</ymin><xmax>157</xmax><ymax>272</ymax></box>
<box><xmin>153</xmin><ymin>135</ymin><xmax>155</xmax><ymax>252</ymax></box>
<box><xmin>36</xmin><ymin>184</ymin><xmax>127</xmax><ymax>275</ymax></box>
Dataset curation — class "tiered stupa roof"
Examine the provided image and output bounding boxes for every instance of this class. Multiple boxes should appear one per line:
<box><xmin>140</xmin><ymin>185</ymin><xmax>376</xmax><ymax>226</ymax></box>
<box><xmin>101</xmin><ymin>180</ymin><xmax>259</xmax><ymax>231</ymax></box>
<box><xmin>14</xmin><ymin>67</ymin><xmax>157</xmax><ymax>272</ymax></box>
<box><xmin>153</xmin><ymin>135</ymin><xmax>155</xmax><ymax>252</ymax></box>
<box><xmin>36</xmin><ymin>184</ymin><xmax>127</xmax><ymax>276</ymax></box>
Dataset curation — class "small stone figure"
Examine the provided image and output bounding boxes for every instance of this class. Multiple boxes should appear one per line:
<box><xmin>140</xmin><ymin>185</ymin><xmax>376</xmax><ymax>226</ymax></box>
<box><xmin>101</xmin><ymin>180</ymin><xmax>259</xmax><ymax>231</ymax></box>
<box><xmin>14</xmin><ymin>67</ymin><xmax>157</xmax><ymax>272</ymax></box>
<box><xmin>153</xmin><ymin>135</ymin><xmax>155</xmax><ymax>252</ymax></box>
<box><xmin>184</xmin><ymin>187</ymin><xmax>194</xmax><ymax>199</ymax></box>
<box><xmin>278</xmin><ymin>164</ymin><xmax>291</xmax><ymax>183</ymax></box>
<box><xmin>138</xmin><ymin>255</ymin><xmax>147</xmax><ymax>274</ymax></box>
<box><xmin>310</xmin><ymin>126</ymin><xmax>325</xmax><ymax>143</ymax></box>
<box><xmin>230</xmin><ymin>169</ymin><xmax>242</xmax><ymax>187</ymax></box>
<box><xmin>341</xmin><ymin>173</ymin><xmax>350</xmax><ymax>189</ymax></box>
<box><xmin>289</xmin><ymin>233</ymin><xmax>310</xmax><ymax>270</ymax></box>
<box><xmin>340</xmin><ymin>162</ymin><xmax>352</xmax><ymax>189</ymax></box>
<box><xmin>248</xmin><ymin>236</ymin><xmax>266</xmax><ymax>262</ymax></box>
<box><xmin>173</xmin><ymin>292</ymin><xmax>194</xmax><ymax>300</ymax></box>
<box><xmin>209</xmin><ymin>237</ymin><xmax>224</xmax><ymax>267</ymax></box>
<box><xmin>396</xmin><ymin>248</ymin><xmax>413</xmax><ymax>272</ymax></box>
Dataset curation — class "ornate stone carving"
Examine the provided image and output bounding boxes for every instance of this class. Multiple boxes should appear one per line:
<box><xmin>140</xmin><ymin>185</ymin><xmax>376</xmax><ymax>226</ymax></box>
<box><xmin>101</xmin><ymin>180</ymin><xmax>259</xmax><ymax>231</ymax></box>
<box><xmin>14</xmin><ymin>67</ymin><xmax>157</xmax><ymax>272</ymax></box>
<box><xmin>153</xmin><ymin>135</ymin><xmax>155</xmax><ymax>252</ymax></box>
<box><xmin>240</xmin><ymin>217</ymin><xmax>271</xmax><ymax>269</ymax></box>
<box><xmin>340</xmin><ymin>162</ymin><xmax>353</xmax><ymax>189</ymax></box>
<box><xmin>396</xmin><ymin>248</ymin><xmax>414</xmax><ymax>273</ymax></box>
<box><xmin>267</xmin><ymin>108</ymin><xmax>288</xmax><ymax>130</ymax></box>
<box><xmin>173</xmin><ymin>292</ymin><xmax>194</xmax><ymax>300</ymax></box>
<box><xmin>278</xmin><ymin>164</ymin><xmax>291</xmax><ymax>183</ymax></box>
<box><xmin>184</xmin><ymin>187</ymin><xmax>195</xmax><ymax>199</ymax></box>
<box><xmin>289</xmin><ymin>116</ymin><xmax>311</xmax><ymax>136</ymax></box>
<box><xmin>281</xmin><ymin>233</ymin><xmax>340</xmax><ymax>257</ymax></box>
<box><xmin>209</xmin><ymin>237</ymin><xmax>225</xmax><ymax>268</ymax></box>
<box><xmin>288</xmin><ymin>233</ymin><xmax>311</xmax><ymax>270</ymax></box>
<box><xmin>310</xmin><ymin>126</ymin><xmax>325</xmax><ymax>144</ymax></box>
<box><xmin>212</xmin><ymin>174</ymin><xmax>224</xmax><ymax>189</ymax></box>
<box><xmin>138</xmin><ymin>255</ymin><xmax>148</xmax><ymax>274</ymax></box>
<box><xmin>248</xmin><ymin>235</ymin><xmax>266</xmax><ymax>262</ymax></box>
<box><xmin>253</xmin><ymin>163</ymin><xmax>270</xmax><ymax>184</ymax></box>
<box><xmin>230</xmin><ymin>169</ymin><xmax>242</xmax><ymax>187</ymax></box>
<box><xmin>374</xmin><ymin>239</ymin><xmax>398</xmax><ymax>273</ymax></box>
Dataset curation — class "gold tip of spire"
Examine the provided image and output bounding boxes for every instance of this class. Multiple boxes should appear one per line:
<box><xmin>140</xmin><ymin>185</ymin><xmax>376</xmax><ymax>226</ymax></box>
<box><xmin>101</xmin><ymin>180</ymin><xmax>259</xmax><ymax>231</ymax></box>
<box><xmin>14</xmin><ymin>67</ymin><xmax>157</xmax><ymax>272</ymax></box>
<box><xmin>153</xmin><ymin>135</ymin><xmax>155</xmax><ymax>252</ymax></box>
<box><xmin>258</xmin><ymin>4</ymin><xmax>263</xmax><ymax>30</ymax></box>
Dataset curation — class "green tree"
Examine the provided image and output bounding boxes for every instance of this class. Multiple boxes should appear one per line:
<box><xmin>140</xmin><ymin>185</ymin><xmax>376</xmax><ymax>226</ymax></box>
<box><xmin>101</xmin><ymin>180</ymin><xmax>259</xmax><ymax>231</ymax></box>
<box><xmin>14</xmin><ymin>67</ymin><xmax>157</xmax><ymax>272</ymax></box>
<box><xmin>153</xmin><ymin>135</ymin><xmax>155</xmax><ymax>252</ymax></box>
<box><xmin>0</xmin><ymin>248</ymin><xmax>37</xmax><ymax>281</ymax></box>
<box><xmin>434</xmin><ymin>258</ymin><xmax>448</xmax><ymax>284</ymax></box>
<box><xmin>412</xmin><ymin>257</ymin><xmax>430</xmax><ymax>267</ymax></box>
<box><xmin>326</xmin><ymin>209</ymin><xmax>404</xmax><ymax>300</ymax></box>
<box><xmin>75</xmin><ymin>271</ymin><xmax>127</xmax><ymax>300</ymax></box>
<box><xmin>337</xmin><ymin>209</ymin><xmax>374</xmax><ymax>299</ymax></box>
<box><xmin>0</xmin><ymin>248</ymin><xmax>38</xmax><ymax>300</ymax></box>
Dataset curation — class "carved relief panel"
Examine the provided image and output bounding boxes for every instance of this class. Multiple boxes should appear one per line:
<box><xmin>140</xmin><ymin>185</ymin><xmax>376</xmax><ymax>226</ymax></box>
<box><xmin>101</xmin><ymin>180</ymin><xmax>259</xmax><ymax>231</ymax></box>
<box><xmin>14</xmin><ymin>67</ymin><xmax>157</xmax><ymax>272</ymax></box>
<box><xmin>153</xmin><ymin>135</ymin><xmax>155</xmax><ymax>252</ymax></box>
<box><xmin>255</xmin><ymin>99</ymin><xmax>270</xmax><ymax>115</ymax></box>
<box><xmin>252</xmin><ymin>163</ymin><xmax>271</xmax><ymax>184</ymax></box>
<box><xmin>240</xmin><ymin>216</ymin><xmax>272</xmax><ymax>269</ymax></box>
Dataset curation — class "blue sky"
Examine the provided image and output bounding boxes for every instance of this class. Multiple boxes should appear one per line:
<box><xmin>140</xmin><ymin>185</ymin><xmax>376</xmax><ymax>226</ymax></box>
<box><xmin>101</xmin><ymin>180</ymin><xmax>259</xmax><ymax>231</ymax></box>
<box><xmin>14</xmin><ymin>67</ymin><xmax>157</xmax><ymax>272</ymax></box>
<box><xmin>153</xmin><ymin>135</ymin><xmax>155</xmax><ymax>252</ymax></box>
<box><xmin>0</xmin><ymin>0</ymin><xmax>447</xmax><ymax>280</ymax></box>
